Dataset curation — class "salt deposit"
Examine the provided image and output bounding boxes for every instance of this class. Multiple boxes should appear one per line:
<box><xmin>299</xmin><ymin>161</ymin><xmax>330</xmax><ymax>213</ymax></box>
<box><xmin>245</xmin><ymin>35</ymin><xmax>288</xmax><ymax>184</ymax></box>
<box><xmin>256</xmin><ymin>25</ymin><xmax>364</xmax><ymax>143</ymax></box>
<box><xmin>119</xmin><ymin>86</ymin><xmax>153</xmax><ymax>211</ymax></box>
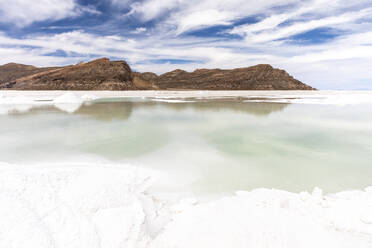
<box><xmin>0</xmin><ymin>162</ymin><xmax>159</xmax><ymax>248</ymax></box>
<box><xmin>81</xmin><ymin>94</ymin><xmax>98</xmax><ymax>101</ymax></box>
<box><xmin>0</xmin><ymin>92</ymin><xmax>98</xmax><ymax>114</ymax></box>
<box><xmin>1</xmin><ymin>91</ymin><xmax>372</xmax><ymax>109</ymax></box>
<box><xmin>244</xmin><ymin>93</ymin><xmax>372</xmax><ymax>106</ymax></box>
<box><xmin>53</xmin><ymin>93</ymin><xmax>84</xmax><ymax>113</ymax></box>
<box><xmin>0</xmin><ymin>95</ymin><xmax>35</xmax><ymax>115</ymax></box>
<box><xmin>0</xmin><ymin>161</ymin><xmax>371</xmax><ymax>248</ymax></box>
<box><xmin>151</xmin><ymin>188</ymin><xmax>372</xmax><ymax>248</ymax></box>
<box><xmin>150</xmin><ymin>98</ymin><xmax>195</xmax><ymax>103</ymax></box>
<box><xmin>53</xmin><ymin>92</ymin><xmax>83</xmax><ymax>103</ymax></box>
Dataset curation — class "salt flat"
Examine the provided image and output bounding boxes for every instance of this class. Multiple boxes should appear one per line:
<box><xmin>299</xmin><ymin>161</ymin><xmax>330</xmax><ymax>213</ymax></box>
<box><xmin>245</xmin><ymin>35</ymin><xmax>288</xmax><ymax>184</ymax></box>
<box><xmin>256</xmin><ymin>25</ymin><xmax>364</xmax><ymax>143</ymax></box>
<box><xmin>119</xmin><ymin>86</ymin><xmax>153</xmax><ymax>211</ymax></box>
<box><xmin>1</xmin><ymin>90</ymin><xmax>372</xmax><ymax>248</ymax></box>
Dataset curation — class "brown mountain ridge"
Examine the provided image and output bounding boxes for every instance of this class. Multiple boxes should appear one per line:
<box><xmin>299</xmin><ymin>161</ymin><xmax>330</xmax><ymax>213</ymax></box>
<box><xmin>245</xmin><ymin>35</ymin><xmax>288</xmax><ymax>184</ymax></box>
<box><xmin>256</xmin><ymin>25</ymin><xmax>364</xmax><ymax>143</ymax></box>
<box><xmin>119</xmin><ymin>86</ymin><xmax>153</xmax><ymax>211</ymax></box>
<box><xmin>0</xmin><ymin>58</ymin><xmax>315</xmax><ymax>90</ymax></box>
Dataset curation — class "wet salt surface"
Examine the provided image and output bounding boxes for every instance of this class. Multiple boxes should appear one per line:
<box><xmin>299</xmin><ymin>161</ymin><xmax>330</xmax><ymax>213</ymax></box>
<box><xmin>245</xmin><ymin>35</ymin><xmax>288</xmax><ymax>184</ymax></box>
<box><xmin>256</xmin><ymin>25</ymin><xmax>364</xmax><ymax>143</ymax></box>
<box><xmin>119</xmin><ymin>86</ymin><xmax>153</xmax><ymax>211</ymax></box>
<box><xmin>0</xmin><ymin>91</ymin><xmax>372</xmax><ymax>247</ymax></box>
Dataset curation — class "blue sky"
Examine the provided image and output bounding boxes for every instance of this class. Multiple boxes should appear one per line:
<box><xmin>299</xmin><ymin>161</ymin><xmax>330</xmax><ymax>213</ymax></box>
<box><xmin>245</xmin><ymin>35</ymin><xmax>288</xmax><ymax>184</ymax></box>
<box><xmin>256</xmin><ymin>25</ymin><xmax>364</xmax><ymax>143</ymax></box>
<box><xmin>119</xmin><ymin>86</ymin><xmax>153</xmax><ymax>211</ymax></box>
<box><xmin>1</xmin><ymin>0</ymin><xmax>372</xmax><ymax>89</ymax></box>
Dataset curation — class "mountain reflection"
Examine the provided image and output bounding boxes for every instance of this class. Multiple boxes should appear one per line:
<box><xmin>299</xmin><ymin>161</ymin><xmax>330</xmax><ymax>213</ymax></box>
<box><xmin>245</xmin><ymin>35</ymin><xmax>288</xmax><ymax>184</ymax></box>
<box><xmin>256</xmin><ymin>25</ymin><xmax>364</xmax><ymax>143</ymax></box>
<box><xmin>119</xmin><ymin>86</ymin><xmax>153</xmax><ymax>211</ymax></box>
<box><xmin>75</xmin><ymin>102</ymin><xmax>133</xmax><ymax>121</ymax></box>
<box><xmin>143</xmin><ymin>100</ymin><xmax>289</xmax><ymax>116</ymax></box>
<box><xmin>5</xmin><ymin>97</ymin><xmax>289</xmax><ymax>120</ymax></box>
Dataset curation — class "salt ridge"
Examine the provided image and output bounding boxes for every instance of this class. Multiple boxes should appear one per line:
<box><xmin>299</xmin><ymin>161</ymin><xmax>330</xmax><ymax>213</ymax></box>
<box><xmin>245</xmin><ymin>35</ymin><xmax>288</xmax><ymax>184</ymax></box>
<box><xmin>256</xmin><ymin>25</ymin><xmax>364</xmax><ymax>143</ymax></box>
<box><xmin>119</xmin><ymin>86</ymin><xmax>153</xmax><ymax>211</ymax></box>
<box><xmin>0</xmin><ymin>93</ymin><xmax>97</xmax><ymax>114</ymax></box>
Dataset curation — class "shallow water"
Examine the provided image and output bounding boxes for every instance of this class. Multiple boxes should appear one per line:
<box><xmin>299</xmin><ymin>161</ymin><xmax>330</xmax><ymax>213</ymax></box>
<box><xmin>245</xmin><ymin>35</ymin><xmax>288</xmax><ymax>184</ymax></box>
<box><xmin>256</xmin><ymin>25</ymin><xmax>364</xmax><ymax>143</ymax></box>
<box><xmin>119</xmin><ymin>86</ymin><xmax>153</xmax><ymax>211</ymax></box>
<box><xmin>1</xmin><ymin>95</ymin><xmax>372</xmax><ymax>196</ymax></box>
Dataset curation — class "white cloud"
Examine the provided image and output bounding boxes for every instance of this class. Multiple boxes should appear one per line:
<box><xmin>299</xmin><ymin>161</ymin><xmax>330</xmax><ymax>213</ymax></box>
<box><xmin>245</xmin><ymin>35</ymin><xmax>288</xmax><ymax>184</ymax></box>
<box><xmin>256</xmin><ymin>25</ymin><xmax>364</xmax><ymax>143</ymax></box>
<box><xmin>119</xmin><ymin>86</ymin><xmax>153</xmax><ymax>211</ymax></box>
<box><xmin>128</xmin><ymin>0</ymin><xmax>181</xmax><ymax>21</ymax></box>
<box><xmin>231</xmin><ymin>6</ymin><xmax>372</xmax><ymax>43</ymax></box>
<box><xmin>0</xmin><ymin>46</ymin><xmax>83</xmax><ymax>66</ymax></box>
<box><xmin>229</xmin><ymin>0</ymin><xmax>327</xmax><ymax>36</ymax></box>
<box><xmin>124</xmin><ymin>0</ymin><xmax>372</xmax><ymax>39</ymax></box>
<box><xmin>131</xmin><ymin>27</ymin><xmax>147</xmax><ymax>34</ymax></box>
<box><xmin>0</xmin><ymin>0</ymin><xmax>98</xmax><ymax>26</ymax></box>
<box><xmin>128</xmin><ymin>0</ymin><xmax>301</xmax><ymax>34</ymax></box>
<box><xmin>174</xmin><ymin>9</ymin><xmax>233</xmax><ymax>34</ymax></box>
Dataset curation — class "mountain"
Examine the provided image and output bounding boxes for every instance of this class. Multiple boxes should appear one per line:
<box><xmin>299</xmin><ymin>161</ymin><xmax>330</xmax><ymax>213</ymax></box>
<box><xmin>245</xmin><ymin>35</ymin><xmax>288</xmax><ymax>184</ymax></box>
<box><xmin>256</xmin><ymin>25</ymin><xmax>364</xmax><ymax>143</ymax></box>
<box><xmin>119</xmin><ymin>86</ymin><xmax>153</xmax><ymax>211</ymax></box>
<box><xmin>0</xmin><ymin>58</ymin><xmax>133</xmax><ymax>90</ymax></box>
<box><xmin>135</xmin><ymin>65</ymin><xmax>314</xmax><ymax>90</ymax></box>
<box><xmin>0</xmin><ymin>63</ymin><xmax>56</xmax><ymax>88</ymax></box>
<box><xmin>0</xmin><ymin>58</ymin><xmax>315</xmax><ymax>90</ymax></box>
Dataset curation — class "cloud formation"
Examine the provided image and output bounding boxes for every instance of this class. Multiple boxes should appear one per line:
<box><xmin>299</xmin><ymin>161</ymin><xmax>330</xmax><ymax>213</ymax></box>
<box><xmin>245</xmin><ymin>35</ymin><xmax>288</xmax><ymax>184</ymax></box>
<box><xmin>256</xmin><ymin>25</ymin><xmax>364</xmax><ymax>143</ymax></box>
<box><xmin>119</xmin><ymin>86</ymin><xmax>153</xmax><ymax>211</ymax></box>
<box><xmin>0</xmin><ymin>0</ymin><xmax>372</xmax><ymax>89</ymax></box>
<box><xmin>0</xmin><ymin>0</ymin><xmax>99</xmax><ymax>26</ymax></box>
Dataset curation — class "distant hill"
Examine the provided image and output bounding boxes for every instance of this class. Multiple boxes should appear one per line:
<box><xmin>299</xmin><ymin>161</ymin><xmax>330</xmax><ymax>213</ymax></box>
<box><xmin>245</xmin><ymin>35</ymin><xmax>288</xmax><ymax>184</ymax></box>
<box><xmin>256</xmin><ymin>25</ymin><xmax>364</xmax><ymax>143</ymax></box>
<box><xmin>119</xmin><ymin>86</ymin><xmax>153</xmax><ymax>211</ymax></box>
<box><xmin>0</xmin><ymin>58</ymin><xmax>315</xmax><ymax>90</ymax></box>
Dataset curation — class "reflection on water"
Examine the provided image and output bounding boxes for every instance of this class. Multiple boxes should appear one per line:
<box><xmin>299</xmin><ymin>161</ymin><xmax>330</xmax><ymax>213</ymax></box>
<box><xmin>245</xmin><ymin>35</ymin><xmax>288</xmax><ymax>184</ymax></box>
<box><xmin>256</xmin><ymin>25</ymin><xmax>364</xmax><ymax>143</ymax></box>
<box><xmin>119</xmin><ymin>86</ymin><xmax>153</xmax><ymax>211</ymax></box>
<box><xmin>6</xmin><ymin>97</ymin><xmax>289</xmax><ymax>120</ymax></box>
<box><xmin>76</xmin><ymin>102</ymin><xmax>134</xmax><ymax>121</ymax></box>
<box><xmin>136</xmin><ymin>100</ymin><xmax>289</xmax><ymax>117</ymax></box>
<box><xmin>1</xmin><ymin>97</ymin><xmax>372</xmax><ymax>195</ymax></box>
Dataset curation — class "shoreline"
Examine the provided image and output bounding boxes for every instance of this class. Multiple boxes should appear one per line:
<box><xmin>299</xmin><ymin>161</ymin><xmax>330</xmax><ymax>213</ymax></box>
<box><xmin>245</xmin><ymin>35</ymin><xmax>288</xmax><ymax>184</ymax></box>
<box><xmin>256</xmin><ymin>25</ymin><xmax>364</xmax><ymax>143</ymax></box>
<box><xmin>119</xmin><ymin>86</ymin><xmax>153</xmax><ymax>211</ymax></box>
<box><xmin>2</xmin><ymin>90</ymin><xmax>372</xmax><ymax>109</ymax></box>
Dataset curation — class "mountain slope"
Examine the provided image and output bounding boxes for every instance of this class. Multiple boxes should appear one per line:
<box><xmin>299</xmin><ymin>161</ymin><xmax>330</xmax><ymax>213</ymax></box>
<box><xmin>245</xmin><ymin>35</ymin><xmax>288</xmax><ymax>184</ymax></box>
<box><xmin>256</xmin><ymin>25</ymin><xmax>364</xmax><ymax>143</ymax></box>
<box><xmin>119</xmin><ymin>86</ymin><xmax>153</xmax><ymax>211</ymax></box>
<box><xmin>0</xmin><ymin>63</ymin><xmax>56</xmax><ymax>88</ymax></box>
<box><xmin>135</xmin><ymin>64</ymin><xmax>314</xmax><ymax>90</ymax></box>
<box><xmin>1</xmin><ymin>58</ymin><xmax>134</xmax><ymax>90</ymax></box>
<box><xmin>0</xmin><ymin>58</ymin><xmax>315</xmax><ymax>90</ymax></box>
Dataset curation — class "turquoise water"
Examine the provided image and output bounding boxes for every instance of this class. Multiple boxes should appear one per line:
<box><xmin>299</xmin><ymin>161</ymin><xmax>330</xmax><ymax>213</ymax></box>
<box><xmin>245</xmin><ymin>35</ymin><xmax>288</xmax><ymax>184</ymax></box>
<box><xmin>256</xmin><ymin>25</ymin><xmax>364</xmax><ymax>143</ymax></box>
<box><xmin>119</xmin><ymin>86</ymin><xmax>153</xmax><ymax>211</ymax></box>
<box><xmin>1</xmin><ymin>97</ymin><xmax>372</xmax><ymax>195</ymax></box>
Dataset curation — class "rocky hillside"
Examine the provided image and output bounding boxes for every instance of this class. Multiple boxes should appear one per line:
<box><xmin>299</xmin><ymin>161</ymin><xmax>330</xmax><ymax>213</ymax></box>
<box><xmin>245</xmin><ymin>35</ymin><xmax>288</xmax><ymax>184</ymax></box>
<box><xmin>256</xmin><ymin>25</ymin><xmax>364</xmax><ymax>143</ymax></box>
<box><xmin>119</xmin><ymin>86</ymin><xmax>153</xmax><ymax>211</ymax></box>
<box><xmin>0</xmin><ymin>58</ymin><xmax>315</xmax><ymax>90</ymax></box>
<box><xmin>135</xmin><ymin>65</ymin><xmax>314</xmax><ymax>90</ymax></box>
<box><xmin>0</xmin><ymin>63</ymin><xmax>56</xmax><ymax>88</ymax></box>
<box><xmin>0</xmin><ymin>58</ymin><xmax>134</xmax><ymax>90</ymax></box>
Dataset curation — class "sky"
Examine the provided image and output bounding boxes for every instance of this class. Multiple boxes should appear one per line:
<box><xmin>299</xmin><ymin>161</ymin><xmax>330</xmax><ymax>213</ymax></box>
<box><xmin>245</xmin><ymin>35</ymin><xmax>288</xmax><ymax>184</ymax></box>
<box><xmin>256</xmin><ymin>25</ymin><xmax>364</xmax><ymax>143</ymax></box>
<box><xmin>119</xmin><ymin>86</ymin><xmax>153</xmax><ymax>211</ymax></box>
<box><xmin>0</xmin><ymin>0</ymin><xmax>372</xmax><ymax>89</ymax></box>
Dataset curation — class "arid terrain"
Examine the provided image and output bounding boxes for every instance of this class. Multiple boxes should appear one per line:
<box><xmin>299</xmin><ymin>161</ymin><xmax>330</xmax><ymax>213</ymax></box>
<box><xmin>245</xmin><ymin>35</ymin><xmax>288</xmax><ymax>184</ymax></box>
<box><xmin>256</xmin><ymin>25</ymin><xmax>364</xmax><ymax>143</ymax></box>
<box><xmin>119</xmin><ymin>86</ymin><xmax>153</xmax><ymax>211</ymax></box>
<box><xmin>0</xmin><ymin>58</ymin><xmax>315</xmax><ymax>90</ymax></box>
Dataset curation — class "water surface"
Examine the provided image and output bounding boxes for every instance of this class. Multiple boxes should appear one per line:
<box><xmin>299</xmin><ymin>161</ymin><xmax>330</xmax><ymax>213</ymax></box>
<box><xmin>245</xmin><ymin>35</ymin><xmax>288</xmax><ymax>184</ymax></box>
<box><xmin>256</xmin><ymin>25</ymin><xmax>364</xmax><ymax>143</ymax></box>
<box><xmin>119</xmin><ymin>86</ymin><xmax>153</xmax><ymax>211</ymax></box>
<box><xmin>1</xmin><ymin>96</ymin><xmax>372</xmax><ymax>196</ymax></box>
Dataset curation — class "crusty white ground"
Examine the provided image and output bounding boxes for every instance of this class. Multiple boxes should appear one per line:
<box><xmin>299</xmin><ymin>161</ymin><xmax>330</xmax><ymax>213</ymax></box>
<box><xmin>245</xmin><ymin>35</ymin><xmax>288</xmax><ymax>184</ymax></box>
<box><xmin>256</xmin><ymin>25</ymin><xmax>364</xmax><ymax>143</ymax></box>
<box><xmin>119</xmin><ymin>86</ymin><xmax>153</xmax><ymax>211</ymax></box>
<box><xmin>0</xmin><ymin>162</ymin><xmax>371</xmax><ymax>248</ymax></box>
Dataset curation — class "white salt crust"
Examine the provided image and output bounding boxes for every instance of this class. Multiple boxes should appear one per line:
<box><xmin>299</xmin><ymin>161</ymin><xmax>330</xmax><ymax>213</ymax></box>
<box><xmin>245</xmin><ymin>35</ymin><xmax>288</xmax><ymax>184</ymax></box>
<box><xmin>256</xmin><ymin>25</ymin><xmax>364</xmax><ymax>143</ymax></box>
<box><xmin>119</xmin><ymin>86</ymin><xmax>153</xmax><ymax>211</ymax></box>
<box><xmin>1</xmin><ymin>90</ymin><xmax>372</xmax><ymax>115</ymax></box>
<box><xmin>0</xmin><ymin>162</ymin><xmax>371</xmax><ymax>248</ymax></box>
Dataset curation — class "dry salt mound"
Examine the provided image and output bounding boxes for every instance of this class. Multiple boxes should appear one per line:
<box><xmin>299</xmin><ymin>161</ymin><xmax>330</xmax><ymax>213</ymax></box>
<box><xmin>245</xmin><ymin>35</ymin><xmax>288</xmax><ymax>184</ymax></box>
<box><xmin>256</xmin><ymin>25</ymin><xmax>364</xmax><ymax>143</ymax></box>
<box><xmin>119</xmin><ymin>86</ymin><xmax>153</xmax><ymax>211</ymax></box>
<box><xmin>0</xmin><ymin>95</ymin><xmax>35</xmax><ymax>114</ymax></box>
<box><xmin>151</xmin><ymin>188</ymin><xmax>372</xmax><ymax>248</ymax></box>
<box><xmin>52</xmin><ymin>93</ymin><xmax>98</xmax><ymax>113</ymax></box>
<box><xmin>0</xmin><ymin>161</ymin><xmax>371</xmax><ymax>248</ymax></box>
<box><xmin>0</xmin><ymin>163</ymin><xmax>159</xmax><ymax>248</ymax></box>
<box><xmin>0</xmin><ymin>93</ymin><xmax>98</xmax><ymax>114</ymax></box>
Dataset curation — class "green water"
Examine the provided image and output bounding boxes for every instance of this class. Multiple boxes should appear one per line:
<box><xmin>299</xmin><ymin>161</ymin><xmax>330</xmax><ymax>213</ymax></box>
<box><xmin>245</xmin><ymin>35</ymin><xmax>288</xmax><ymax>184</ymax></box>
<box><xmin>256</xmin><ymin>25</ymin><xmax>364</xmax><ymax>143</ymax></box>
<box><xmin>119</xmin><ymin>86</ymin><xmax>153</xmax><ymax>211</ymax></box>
<box><xmin>1</xmin><ymin>97</ymin><xmax>372</xmax><ymax>195</ymax></box>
